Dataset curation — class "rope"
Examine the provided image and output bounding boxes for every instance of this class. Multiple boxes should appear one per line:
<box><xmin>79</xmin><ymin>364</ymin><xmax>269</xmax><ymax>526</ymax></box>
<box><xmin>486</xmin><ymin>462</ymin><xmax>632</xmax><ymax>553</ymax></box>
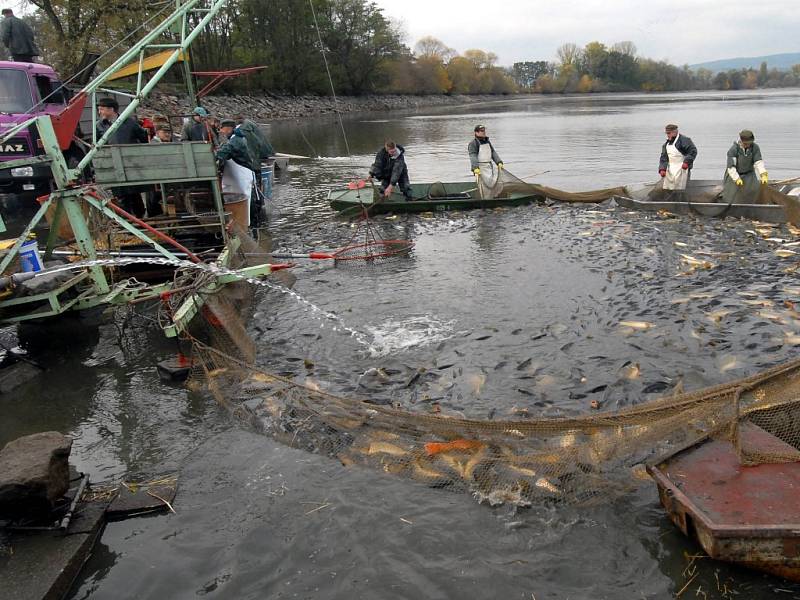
<box><xmin>307</xmin><ymin>0</ymin><xmax>354</xmax><ymax>165</ymax></box>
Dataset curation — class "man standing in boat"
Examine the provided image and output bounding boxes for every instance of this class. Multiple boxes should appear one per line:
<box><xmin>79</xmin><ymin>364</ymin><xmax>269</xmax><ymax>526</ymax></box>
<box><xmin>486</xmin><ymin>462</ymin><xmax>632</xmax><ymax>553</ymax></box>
<box><xmin>659</xmin><ymin>124</ymin><xmax>697</xmax><ymax>191</ymax></box>
<box><xmin>722</xmin><ymin>130</ymin><xmax>769</xmax><ymax>204</ymax></box>
<box><xmin>368</xmin><ymin>140</ymin><xmax>412</xmax><ymax>201</ymax></box>
<box><xmin>468</xmin><ymin>125</ymin><xmax>503</xmax><ymax>186</ymax></box>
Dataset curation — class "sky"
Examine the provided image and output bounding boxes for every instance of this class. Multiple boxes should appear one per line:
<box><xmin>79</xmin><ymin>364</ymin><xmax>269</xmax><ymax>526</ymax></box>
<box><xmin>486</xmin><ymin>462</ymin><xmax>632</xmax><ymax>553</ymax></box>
<box><xmin>373</xmin><ymin>0</ymin><xmax>799</xmax><ymax>67</ymax></box>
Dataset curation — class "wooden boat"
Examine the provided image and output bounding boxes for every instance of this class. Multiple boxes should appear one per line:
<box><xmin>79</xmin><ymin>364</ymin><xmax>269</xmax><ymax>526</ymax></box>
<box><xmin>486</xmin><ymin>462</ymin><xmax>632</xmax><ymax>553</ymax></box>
<box><xmin>613</xmin><ymin>179</ymin><xmax>800</xmax><ymax>224</ymax></box>
<box><xmin>328</xmin><ymin>181</ymin><xmax>545</xmax><ymax>214</ymax></box>
<box><xmin>648</xmin><ymin>421</ymin><xmax>800</xmax><ymax>581</ymax></box>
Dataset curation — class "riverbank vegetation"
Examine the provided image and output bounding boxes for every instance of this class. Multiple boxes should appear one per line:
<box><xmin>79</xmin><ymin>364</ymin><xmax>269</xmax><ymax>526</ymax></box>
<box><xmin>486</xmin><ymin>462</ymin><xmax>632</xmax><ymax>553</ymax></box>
<box><xmin>26</xmin><ymin>0</ymin><xmax>800</xmax><ymax>96</ymax></box>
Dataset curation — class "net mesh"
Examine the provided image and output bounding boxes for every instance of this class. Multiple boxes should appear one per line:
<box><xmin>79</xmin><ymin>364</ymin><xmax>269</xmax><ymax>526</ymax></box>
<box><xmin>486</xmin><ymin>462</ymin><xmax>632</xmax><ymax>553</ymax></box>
<box><xmin>187</xmin><ymin>335</ymin><xmax>800</xmax><ymax>507</ymax></box>
<box><xmin>483</xmin><ymin>168</ymin><xmax>628</xmax><ymax>204</ymax></box>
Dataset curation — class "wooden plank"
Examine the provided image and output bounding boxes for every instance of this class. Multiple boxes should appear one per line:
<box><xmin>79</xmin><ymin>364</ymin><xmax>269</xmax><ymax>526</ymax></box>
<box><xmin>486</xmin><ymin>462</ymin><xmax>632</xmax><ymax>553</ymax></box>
<box><xmin>110</xmin><ymin>147</ymin><xmax>126</xmax><ymax>182</ymax></box>
<box><xmin>183</xmin><ymin>142</ymin><xmax>198</xmax><ymax>178</ymax></box>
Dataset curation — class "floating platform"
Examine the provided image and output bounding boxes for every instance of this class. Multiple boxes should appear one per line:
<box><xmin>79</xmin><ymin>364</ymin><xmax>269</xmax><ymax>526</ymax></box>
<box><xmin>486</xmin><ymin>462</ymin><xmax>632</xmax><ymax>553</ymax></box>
<box><xmin>648</xmin><ymin>422</ymin><xmax>800</xmax><ymax>581</ymax></box>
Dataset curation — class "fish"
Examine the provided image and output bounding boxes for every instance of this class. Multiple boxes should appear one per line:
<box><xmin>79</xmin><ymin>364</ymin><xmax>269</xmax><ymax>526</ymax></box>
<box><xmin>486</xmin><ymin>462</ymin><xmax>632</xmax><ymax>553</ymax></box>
<box><xmin>673</xmin><ymin>241</ymin><xmax>689</xmax><ymax>247</ymax></box>
<box><xmin>785</xmin><ymin>332</ymin><xmax>800</xmax><ymax>345</ymax></box>
<box><xmin>719</xmin><ymin>355</ymin><xmax>740</xmax><ymax>373</ymax></box>
<box><xmin>207</xmin><ymin>367</ymin><xmax>228</xmax><ymax>377</ymax></box>
<box><xmin>304</xmin><ymin>379</ymin><xmax>321</xmax><ymax>392</ymax></box>
<box><xmin>467</xmin><ymin>373</ymin><xmax>487</xmax><ymax>395</ymax></box>
<box><xmin>775</xmin><ymin>249</ymin><xmax>798</xmax><ymax>258</ymax></box>
<box><xmin>534</xmin><ymin>477</ymin><xmax>562</xmax><ymax>495</ymax></box>
<box><xmin>250</xmin><ymin>372</ymin><xmax>276</xmax><ymax>383</ymax></box>
<box><xmin>463</xmin><ymin>447</ymin><xmax>488</xmax><ymax>480</ymax></box>
<box><xmin>679</xmin><ymin>254</ymin><xmax>714</xmax><ymax>269</ymax></box>
<box><xmin>619</xmin><ymin>361</ymin><xmax>641</xmax><ymax>380</ymax></box>
<box><xmin>630</xmin><ymin>464</ymin><xmax>651</xmax><ymax>481</ymax></box>
<box><xmin>367</xmin><ymin>442</ymin><xmax>408</xmax><ymax>456</ymax></box>
<box><xmin>516</xmin><ymin>357</ymin><xmax>533</xmax><ymax>371</ymax></box>
<box><xmin>424</xmin><ymin>439</ymin><xmax>484</xmax><ymax>456</ymax></box>
<box><xmin>618</xmin><ymin>320</ymin><xmax>653</xmax><ymax>330</ymax></box>
<box><xmin>412</xmin><ymin>458</ymin><xmax>447</xmax><ymax>481</ymax></box>
<box><xmin>508</xmin><ymin>464</ymin><xmax>538</xmax><ymax>477</ymax></box>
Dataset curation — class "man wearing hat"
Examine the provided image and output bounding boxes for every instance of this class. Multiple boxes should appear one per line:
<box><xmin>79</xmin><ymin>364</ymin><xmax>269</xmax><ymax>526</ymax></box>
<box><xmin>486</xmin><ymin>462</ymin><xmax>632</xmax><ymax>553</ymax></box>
<box><xmin>658</xmin><ymin>124</ymin><xmax>697</xmax><ymax>191</ymax></box>
<box><xmin>95</xmin><ymin>97</ymin><xmax>149</xmax><ymax>217</ymax></box>
<box><xmin>150</xmin><ymin>123</ymin><xmax>174</xmax><ymax>143</ymax></box>
<box><xmin>182</xmin><ymin>107</ymin><xmax>216</xmax><ymax>143</ymax></box>
<box><xmin>216</xmin><ymin>119</ymin><xmax>262</xmax><ymax>226</ymax></box>
<box><xmin>468</xmin><ymin>124</ymin><xmax>503</xmax><ymax>187</ymax></box>
<box><xmin>722</xmin><ymin>130</ymin><xmax>768</xmax><ymax>204</ymax></box>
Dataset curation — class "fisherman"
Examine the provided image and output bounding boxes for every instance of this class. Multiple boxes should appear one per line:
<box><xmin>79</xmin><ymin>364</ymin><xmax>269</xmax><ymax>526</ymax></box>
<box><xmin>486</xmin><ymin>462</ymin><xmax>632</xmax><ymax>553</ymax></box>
<box><xmin>468</xmin><ymin>124</ymin><xmax>503</xmax><ymax>181</ymax></box>
<box><xmin>0</xmin><ymin>9</ymin><xmax>39</xmax><ymax>63</ymax></box>
<box><xmin>368</xmin><ymin>140</ymin><xmax>412</xmax><ymax>200</ymax></box>
<box><xmin>95</xmin><ymin>97</ymin><xmax>149</xmax><ymax>217</ymax></box>
<box><xmin>658</xmin><ymin>124</ymin><xmax>697</xmax><ymax>191</ymax></box>
<box><xmin>150</xmin><ymin>124</ymin><xmax>174</xmax><ymax>143</ymax></box>
<box><xmin>217</xmin><ymin>119</ymin><xmax>262</xmax><ymax>226</ymax></box>
<box><xmin>232</xmin><ymin>115</ymin><xmax>273</xmax><ymax>223</ymax></box>
<box><xmin>722</xmin><ymin>129</ymin><xmax>769</xmax><ymax>204</ymax></box>
<box><xmin>181</xmin><ymin>107</ymin><xmax>216</xmax><ymax>143</ymax></box>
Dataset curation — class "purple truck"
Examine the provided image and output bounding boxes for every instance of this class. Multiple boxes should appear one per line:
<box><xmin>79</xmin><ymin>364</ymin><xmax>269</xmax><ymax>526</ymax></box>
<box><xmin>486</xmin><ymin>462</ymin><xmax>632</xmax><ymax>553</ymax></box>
<box><xmin>0</xmin><ymin>60</ymin><xmax>79</xmax><ymax>195</ymax></box>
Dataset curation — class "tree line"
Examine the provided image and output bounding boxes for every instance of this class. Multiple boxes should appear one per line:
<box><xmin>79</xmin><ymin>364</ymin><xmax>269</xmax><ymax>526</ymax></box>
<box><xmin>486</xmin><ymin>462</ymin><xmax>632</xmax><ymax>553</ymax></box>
<box><xmin>23</xmin><ymin>0</ymin><xmax>800</xmax><ymax>96</ymax></box>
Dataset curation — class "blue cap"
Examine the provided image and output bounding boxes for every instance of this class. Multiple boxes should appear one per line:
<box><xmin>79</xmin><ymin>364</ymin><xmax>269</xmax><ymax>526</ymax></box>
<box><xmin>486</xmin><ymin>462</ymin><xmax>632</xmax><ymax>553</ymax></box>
<box><xmin>193</xmin><ymin>107</ymin><xmax>210</xmax><ymax>117</ymax></box>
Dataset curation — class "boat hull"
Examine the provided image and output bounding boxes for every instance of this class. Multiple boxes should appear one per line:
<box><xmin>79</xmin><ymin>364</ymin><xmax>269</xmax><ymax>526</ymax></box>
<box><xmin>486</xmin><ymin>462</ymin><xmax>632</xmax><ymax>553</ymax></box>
<box><xmin>328</xmin><ymin>181</ymin><xmax>545</xmax><ymax>214</ymax></box>
<box><xmin>614</xmin><ymin>178</ymin><xmax>800</xmax><ymax>224</ymax></box>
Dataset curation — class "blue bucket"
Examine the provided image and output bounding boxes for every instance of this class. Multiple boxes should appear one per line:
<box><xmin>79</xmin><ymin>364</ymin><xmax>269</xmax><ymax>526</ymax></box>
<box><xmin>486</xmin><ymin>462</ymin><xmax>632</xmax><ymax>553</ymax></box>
<box><xmin>260</xmin><ymin>162</ymin><xmax>274</xmax><ymax>201</ymax></box>
<box><xmin>19</xmin><ymin>238</ymin><xmax>43</xmax><ymax>273</ymax></box>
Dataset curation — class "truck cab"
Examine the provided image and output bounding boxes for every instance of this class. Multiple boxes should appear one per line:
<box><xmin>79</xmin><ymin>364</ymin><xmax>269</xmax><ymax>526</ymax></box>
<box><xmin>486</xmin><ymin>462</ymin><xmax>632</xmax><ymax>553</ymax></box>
<box><xmin>0</xmin><ymin>61</ymin><xmax>72</xmax><ymax>195</ymax></box>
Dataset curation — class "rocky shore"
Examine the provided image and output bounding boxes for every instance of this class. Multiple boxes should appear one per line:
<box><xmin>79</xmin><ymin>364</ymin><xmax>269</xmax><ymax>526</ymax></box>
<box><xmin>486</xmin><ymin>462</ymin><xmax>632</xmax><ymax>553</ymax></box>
<box><xmin>141</xmin><ymin>91</ymin><xmax>509</xmax><ymax>122</ymax></box>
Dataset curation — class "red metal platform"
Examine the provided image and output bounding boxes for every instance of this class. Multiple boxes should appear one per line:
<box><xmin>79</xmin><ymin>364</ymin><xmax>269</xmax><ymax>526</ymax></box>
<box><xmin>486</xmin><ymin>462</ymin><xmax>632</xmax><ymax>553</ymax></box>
<box><xmin>648</xmin><ymin>422</ymin><xmax>800</xmax><ymax>581</ymax></box>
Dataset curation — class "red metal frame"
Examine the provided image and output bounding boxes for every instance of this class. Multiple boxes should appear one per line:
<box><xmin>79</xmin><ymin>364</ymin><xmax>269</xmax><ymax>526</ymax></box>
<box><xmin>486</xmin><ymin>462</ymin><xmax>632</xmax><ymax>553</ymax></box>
<box><xmin>191</xmin><ymin>66</ymin><xmax>267</xmax><ymax>98</ymax></box>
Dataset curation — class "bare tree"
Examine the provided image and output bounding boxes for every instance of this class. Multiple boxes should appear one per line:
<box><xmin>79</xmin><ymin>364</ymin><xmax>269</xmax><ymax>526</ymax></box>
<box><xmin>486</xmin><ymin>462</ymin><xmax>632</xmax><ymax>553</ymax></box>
<box><xmin>414</xmin><ymin>36</ymin><xmax>455</xmax><ymax>62</ymax></box>
<box><xmin>611</xmin><ymin>41</ymin><xmax>637</xmax><ymax>57</ymax></box>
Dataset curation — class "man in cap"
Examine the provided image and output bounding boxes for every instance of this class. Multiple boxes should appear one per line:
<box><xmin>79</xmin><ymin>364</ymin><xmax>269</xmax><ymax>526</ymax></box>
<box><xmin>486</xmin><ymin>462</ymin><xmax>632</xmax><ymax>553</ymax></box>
<box><xmin>658</xmin><ymin>124</ymin><xmax>697</xmax><ymax>191</ymax></box>
<box><xmin>368</xmin><ymin>140</ymin><xmax>412</xmax><ymax>201</ymax></box>
<box><xmin>468</xmin><ymin>124</ymin><xmax>503</xmax><ymax>178</ymax></box>
<box><xmin>722</xmin><ymin>130</ymin><xmax>769</xmax><ymax>204</ymax></box>
<box><xmin>94</xmin><ymin>97</ymin><xmax>149</xmax><ymax>217</ymax></box>
<box><xmin>1</xmin><ymin>9</ymin><xmax>39</xmax><ymax>62</ymax></box>
<box><xmin>95</xmin><ymin>97</ymin><xmax>149</xmax><ymax>145</ymax></box>
<box><xmin>217</xmin><ymin>119</ymin><xmax>263</xmax><ymax>226</ymax></box>
<box><xmin>182</xmin><ymin>107</ymin><xmax>216</xmax><ymax>143</ymax></box>
<box><xmin>150</xmin><ymin>123</ymin><xmax>174</xmax><ymax>143</ymax></box>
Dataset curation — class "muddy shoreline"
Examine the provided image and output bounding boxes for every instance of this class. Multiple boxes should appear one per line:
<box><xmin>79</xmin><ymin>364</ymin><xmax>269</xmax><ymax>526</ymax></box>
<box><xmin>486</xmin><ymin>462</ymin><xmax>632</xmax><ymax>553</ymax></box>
<box><xmin>141</xmin><ymin>91</ymin><xmax>509</xmax><ymax>121</ymax></box>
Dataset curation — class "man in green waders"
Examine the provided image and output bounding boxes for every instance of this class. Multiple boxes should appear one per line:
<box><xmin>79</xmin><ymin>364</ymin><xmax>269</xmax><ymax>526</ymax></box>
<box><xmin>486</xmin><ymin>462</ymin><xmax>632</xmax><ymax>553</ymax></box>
<box><xmin>722</xmin><ymin>130</ymin><xmax>769</xmax><ymax>204</ymax></box>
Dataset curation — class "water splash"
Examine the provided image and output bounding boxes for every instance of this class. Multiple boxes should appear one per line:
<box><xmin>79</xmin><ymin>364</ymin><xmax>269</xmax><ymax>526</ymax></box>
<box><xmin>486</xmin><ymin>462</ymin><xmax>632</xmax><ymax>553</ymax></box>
<box><xmin>365</xmin><ymin>314</ymin><xmax>457</xmax><ymax>357</ymax></box>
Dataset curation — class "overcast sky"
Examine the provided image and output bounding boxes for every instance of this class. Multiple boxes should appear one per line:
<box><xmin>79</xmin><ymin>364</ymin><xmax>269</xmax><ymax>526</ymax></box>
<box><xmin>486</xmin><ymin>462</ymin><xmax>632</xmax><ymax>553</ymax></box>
<box><xmin>373</xmin><ymin>0</ymin><xmax>798</xmax><ymax>67</ymax></box>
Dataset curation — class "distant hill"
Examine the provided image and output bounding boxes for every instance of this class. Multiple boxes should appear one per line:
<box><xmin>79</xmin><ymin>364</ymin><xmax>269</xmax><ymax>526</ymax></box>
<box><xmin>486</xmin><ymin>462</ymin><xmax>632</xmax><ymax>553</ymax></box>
<box><xmin>690</xmin><ymin>53</ymin><xmax>800</xmax><ymax>73</ymax></box>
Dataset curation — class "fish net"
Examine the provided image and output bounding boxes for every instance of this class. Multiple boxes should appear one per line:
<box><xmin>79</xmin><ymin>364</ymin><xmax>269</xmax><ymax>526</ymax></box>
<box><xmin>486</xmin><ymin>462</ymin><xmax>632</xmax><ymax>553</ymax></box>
<box><xmin>481</xmin><ymin>168</ymin><xmax>628</xmax><ymax>204</ymax></box>
<box><xmin>187</xmin><ymin>334</ymin><xmax>800</xmax><ymax>507</ymax></box>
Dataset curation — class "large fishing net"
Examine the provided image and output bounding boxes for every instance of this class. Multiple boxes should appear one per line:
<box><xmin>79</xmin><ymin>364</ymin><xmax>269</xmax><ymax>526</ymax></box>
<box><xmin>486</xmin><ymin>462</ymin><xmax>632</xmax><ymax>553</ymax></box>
<box><xmin>187</xmin><ymin>334</ymin><xmax>800</xmax><ymax>507</ymax></box>
<box><xmin>478</xmin><ymin>167</ymin><xmax>628</xmax><ymax>204</ymax></box>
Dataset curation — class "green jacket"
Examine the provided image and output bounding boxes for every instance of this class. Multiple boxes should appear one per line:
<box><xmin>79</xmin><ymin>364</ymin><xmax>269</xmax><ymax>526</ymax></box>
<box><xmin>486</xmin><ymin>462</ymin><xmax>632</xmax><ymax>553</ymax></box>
<box><xmin>237</xmin><ymin>119</ymin><xmax>274</xmax><ymax>160</ymax></box>
<box><xmin>216</xmin><ymin>131</ymin><xmax>258</xmax><ymax>172</ymax></box>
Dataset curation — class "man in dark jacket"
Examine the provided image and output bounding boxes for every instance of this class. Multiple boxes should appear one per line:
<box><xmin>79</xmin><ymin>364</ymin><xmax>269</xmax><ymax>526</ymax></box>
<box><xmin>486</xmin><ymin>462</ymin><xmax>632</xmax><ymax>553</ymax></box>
<box><xmin>1</xmin><ymin>9</ymin><xmax>39</xmax><ymax>62</ymax></box>
<box><xmin>182</xmin><ymin>107</ymin><xmax>217</xmax><ymax>143</ymax></box>
<box><xmin>217</xmin><ymin>120</ymin><xmax>264</xmax><ymax>226</ymax></box>
<box><xmin>658</xmin><ymin>124</ymin><xmax>697</xmax><ymax>191</ymax></box>
<box><xmin>368</xmin><ymin>140</ymin><xmax>412</xmax><ymax>200</ymax></box>
<box><xmin>95</xmin><ymin>97</ymin><xmax>149</xmax><ymax>217</ymax></box>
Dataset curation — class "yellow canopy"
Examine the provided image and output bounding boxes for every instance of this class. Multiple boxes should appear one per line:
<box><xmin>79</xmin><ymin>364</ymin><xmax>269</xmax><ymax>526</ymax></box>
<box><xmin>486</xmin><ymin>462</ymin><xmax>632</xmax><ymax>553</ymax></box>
<box><xmin>107</xmin><ymin>49</ymin><xmax>188</xmax><ymax>82</ymax></box>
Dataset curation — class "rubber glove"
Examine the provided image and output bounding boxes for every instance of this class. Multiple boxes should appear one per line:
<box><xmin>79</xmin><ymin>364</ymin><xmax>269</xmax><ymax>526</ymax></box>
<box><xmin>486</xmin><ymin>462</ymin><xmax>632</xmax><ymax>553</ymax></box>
<box><xmin>681</xmin><ymin>162</ymin><xmax>689</xmax><ymax>170</ymax></box>
<box><xmin>472</xmin><ymin>167</ymin><xmax>480</xmax><ymax>176</ymax></box>
<box><xmin>760</xmin><ymin>172</ymin><xmax>769</xmax><ymax>185</ymax></box>
<box><xmin>735</xmin><ymin>178</ymin><xmax>744</xmax><ymax>187</ymax></box>
<box><xmin>497</xmin><ymin>162</ymin><xmax>504</xmax><ymax>171</ymax></box>
<box><xmin>658</xmin><ymin>169</ymin><xmax>666</xmax><ymax>177</ymax></box>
